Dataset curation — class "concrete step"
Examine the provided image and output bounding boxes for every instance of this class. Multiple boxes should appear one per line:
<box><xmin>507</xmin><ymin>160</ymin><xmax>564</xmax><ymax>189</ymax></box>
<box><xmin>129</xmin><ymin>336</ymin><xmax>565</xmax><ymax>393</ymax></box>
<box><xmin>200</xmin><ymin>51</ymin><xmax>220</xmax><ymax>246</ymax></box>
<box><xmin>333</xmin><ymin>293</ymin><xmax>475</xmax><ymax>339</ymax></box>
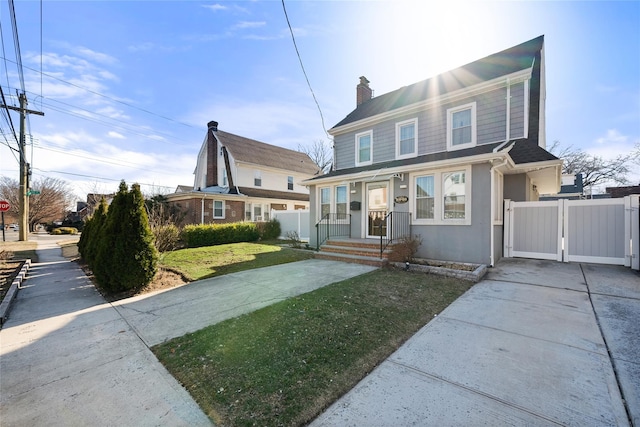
<box><xmin>320</xmin><ymin>244</ymin><xmax>388</xmax><ymax>258</ymax></box>
<box><xmin>315</xmin><ymin>251</ymin><xmax>387</xmax><ymax>267</ymax></box>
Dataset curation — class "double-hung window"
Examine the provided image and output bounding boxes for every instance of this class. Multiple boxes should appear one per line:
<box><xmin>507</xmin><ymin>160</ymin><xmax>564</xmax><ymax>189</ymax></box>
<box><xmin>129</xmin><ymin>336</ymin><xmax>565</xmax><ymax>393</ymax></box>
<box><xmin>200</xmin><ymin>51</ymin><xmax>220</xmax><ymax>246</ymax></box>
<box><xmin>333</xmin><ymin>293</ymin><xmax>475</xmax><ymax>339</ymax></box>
<box><xmin>447</xmin><ymin>102</ymin><xmax>476</xmax><ymax>150</ymax></box>
<box><xmin>319</xmin><ymin>185</ymin><xmax>349</xmax><ymax>221</ymax></box>
<box><xmin>415</xmin><ymin>175</ymin><xmax>435</xmax><ymax>220</ymax></box>
<box><xmin>412</xmin><ymin>167</ymin><xmax>470</xmax><ymax>225</ymax></box>
<box><xmin>336</xmin><ymin>186</ymin><xmax>347</xmax><ymax>217</ymax></box>
<box><xmin>396</xmin><ymin>119</ymin><xmax>417</xmax><ymax>159</ymax></box>
<box><xmin>213</xmin><ymin>200</ymin><xmax>224</xmax><ymax>218</ymax></box>
<box><xmin>287</xmin><ymin>176</ymin><xmax>294</xmax><ymax>191</ymax></box>
<box><xmin>254</xmin><ymin>170</ymin><xmax>262</xmax><ymax>187</ymax></box>
<box><xmin>355</xmin><ymin>131</ymin><xmax>373</xmax><ymax>166</ymax></box>
<box><xmin>443</xmin><ymin>171</ymin><xmax>466</xmax><ymax>219</ymax></box>
<box><xmin>320</xmin><ymin>187</ymin><xmax>331</xmax><ymax>218</ymax></box>
<box><xmin>222</xmin><ymin>168</ymin><xmax>228</xmax><ymax>186</ymax></box>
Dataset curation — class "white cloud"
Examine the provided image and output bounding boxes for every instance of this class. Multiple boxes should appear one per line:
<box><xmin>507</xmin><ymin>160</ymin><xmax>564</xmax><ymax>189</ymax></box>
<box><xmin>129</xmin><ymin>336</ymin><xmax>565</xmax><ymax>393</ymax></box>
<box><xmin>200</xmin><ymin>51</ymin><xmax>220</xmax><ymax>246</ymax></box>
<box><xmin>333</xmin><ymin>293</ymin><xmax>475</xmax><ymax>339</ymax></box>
<box><xmin>107</xmin><ymin>131</ymin><xmax>125</xmax><ymax>139</ymax></box>
<box><xmin>234</xmin><ymin>21</ymin><xmax>266</xmax><ymax>29</ymax></box>
<box><xmin>595</xmin><ymin>129</ymin><xmax>628</xmax><ymax>145</ymax></box>
<box><xmin>202</xmin><ymin>4</ymin><xmax>227</xmax><ymax>12</ymax></box>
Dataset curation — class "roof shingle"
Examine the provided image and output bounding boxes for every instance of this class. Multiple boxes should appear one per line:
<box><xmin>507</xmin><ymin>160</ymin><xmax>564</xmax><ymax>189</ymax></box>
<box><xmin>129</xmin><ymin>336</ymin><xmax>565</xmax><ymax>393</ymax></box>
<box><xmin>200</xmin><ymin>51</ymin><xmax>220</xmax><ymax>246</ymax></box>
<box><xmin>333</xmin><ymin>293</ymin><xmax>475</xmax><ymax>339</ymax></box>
<box><xmin>215</xmin><ymin>130</ymin><xmax>321</xmax><ymax>175</ymax></box>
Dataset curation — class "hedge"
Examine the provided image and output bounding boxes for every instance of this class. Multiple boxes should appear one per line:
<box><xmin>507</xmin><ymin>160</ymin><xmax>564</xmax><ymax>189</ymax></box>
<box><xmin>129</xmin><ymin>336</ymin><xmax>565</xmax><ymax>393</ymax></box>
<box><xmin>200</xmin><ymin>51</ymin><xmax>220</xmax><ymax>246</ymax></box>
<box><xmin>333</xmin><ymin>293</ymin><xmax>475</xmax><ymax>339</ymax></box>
<box><xmin>181</xmin><ymin>222</ymin><xmax>261</xmax><ymax>248</ymax></box>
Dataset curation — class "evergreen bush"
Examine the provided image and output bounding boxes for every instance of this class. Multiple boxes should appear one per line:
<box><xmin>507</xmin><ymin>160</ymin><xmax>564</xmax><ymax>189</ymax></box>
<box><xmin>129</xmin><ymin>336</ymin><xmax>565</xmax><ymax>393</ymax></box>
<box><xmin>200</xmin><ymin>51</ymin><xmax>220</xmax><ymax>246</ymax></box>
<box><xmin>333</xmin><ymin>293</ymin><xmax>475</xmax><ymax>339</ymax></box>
<box><xmin>93</xmin><ymin>182</ymin><xmax>158</xmax><ymax>293</ymax></box>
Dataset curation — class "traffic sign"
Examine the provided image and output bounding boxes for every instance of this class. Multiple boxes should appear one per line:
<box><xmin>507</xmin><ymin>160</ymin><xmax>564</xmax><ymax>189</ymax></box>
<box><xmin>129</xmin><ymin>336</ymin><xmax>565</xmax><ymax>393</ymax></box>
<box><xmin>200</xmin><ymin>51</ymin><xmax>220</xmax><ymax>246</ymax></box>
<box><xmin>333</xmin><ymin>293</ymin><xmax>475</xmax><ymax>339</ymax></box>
<box><xmin>0</xmin><ymin>200</ymin><xmax>9</xmax><ymax>212</ymax></box>
<box><xmin>27</xmin><ymin>190</ymin><xmax>41</xmax><ymax>196</ymax></box>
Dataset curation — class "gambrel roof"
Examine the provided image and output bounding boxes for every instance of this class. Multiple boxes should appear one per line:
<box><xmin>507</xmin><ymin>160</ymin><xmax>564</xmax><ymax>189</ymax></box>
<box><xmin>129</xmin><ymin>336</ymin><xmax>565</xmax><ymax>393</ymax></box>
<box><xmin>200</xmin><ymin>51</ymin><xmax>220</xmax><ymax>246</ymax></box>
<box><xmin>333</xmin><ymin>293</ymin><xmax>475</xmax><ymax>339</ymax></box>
<box><xmin>215</xmin><ymin>130</ymin><xmax>321</xmax><ymax>175</ymax></box>
<box><xmin>333</xmin><ymin>36</ymin><xmax>544</xmax><ymax>129</ymax></box>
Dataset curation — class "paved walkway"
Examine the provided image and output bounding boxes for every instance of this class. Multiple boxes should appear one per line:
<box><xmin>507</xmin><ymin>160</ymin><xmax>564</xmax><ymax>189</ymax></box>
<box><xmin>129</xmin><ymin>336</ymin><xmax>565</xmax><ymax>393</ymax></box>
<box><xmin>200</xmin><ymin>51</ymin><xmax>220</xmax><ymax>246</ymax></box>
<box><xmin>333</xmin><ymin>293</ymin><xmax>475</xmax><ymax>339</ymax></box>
<box><xmin>1</xmin><ymin>235</ymin><xmax>638</xmax><ymax>426</ymax></box>
<box><xmin>0</xmin><ymin>234</ymin><xmax>375</xmax><ymax>426</ymax></box>
<box><xmin>312</xmin><ymin>258</ymin><xmax>639</xmax><ymax>426</ymax></box>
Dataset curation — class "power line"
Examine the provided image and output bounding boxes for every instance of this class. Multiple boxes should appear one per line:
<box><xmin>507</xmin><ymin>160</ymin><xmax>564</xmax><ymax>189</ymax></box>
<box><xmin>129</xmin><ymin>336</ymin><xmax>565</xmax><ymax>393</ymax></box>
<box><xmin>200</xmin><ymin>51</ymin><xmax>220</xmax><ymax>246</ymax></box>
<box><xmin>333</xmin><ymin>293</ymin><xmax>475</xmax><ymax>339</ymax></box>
<box><xmin>0</xmin><ymin>56</ymin><xmax>199</xmax><ymax>131</ymax></box>
<box><xmin>281</xmin><ymin>0</ymin><xmax>329</xmax><ymax>140</ymax></box>
<box><xmin>32</xmin><ymin>168</ymin><xmax>174</xmax><ymax>190</ymax></box>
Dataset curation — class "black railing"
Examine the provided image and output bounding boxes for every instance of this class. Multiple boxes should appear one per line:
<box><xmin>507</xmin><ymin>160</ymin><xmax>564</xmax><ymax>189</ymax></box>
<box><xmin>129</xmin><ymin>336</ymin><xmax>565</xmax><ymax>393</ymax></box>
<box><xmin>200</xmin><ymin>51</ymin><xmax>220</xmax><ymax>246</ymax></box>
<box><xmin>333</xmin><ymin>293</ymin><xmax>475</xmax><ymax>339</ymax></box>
<box><xmin>380</xmin><ymin>211</ymin><xmax>412</xmax><ymax>256</ymax></box>
<box><xmin>316</xmin><ymin>213</ymin><xmax>351</xmax><ymax>250</ymax></box>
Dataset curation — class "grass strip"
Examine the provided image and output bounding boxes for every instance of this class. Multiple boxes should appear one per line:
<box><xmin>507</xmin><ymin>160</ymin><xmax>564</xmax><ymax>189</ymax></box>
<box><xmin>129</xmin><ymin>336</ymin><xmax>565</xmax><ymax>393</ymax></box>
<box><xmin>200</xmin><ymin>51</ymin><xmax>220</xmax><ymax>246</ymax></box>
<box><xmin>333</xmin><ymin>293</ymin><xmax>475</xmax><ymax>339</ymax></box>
<box><xmin>153</xmin><ymin>268</ymin><xmax>472</xmax><ymax>426</ymax></box>
<box><xmin>0</xmin><ymin>241</ymin><xmax>38</xmax><ymax>263</ymax></box>
<box><xmin>159</xmin><ymin>243</ymin><xmax>314</xmax><ymax>281</ymax></box>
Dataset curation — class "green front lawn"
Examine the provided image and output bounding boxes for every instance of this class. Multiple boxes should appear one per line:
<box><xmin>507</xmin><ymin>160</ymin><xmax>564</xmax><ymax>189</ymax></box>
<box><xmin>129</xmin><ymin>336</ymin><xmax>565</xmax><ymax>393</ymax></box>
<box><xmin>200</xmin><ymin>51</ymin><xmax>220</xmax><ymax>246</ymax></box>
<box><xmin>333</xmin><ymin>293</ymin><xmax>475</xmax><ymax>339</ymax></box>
<box><xmin>153</xmin><ymin>268</ymin><xmax>473</xmax><ymax>426</ymax></box>
<box><xmin>159</xmin><ymin>242</ymin><xmax>314</xmax><ymax>281</ymax></box>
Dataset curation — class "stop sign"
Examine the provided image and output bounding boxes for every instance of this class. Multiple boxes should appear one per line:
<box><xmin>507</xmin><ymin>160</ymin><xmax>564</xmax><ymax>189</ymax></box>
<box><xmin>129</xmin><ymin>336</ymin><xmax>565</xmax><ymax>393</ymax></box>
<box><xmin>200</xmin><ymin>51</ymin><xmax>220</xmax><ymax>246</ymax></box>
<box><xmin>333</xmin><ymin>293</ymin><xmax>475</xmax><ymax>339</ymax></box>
<box><xmin>0</xmin><ymin>200</ymin><xmax>10</xmax><ymax>212</ymax></box>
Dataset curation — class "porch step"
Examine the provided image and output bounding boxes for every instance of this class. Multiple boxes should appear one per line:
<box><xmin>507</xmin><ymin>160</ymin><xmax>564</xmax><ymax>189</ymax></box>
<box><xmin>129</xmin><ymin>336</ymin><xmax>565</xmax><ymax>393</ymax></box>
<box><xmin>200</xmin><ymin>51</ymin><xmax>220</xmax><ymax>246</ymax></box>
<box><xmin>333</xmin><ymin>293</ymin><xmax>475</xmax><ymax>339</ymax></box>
<box><xmin>315</xmin><ymin>239</ymin><xmax>395</xmax><ymax>267</ymax></box>
<box><xmin>315</xmin><ymin>251</ymin><xmax>387</xmax><ymax>267</ymax></box>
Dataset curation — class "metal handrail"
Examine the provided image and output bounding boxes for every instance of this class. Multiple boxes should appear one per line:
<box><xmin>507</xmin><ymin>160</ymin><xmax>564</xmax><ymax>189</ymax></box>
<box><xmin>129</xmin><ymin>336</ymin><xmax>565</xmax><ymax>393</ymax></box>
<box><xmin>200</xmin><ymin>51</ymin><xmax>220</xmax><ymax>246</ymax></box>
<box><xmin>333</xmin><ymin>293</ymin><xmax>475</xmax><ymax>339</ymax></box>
<box><xmin>315</xmin><ymin>212</ymin><xmax>351</xmax><ymax>250</ymax></box>
<box><xmin>380</xmin><ymin>211</ymin><xmax>412</xmax><ymax>256</ymax></box>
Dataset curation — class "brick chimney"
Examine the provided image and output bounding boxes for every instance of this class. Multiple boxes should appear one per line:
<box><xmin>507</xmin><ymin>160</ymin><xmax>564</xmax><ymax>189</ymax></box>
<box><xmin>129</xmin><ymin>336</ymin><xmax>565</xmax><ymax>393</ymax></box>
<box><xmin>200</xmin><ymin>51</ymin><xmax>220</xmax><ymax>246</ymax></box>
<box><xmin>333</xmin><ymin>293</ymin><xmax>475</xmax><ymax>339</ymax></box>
<box><xmin>206</xmin><ymin>121</ymin><xmax>218</xmax><ymax>187</ymax></box>
<box><xmin>356</xmin><ymin>76</ymin><xmax>372</xmax><ymax>106</ymax></box>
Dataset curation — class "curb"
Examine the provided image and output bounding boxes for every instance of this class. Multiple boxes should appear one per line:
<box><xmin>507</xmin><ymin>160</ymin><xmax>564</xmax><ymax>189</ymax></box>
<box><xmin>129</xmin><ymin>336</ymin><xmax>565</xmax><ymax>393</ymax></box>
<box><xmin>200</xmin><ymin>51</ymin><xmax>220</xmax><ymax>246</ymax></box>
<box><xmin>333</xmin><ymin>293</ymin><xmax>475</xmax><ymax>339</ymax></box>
<box><xmin>0</xmin><ymin>259</ymin><xmax>31</xmax><ymax>325</ymax></box>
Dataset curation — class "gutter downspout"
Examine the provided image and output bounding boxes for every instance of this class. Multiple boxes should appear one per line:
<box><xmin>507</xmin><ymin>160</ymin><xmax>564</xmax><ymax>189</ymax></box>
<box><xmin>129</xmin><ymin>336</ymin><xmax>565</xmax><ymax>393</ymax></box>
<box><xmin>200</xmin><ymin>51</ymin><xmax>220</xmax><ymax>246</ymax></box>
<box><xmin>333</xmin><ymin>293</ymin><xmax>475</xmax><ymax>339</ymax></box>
<box><xmin>201</xmin><ymin>195</ymin><xmax>205</xmax><ymax>225</ymax></box>
<box><xmin>490</xmin><ymin>158</ymin><xmax>509</xmax><ymax>267</ymax></box>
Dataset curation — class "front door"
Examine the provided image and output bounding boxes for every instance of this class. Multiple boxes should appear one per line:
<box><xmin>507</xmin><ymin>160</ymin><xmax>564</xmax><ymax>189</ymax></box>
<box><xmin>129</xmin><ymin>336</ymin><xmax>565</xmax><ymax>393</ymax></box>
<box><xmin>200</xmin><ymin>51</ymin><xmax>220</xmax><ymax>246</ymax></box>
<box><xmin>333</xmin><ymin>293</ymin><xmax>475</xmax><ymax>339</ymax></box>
<box><xmin>366</xmin><ymin>182</ymin><xmax>388</xmax><ymax>238</ymax></box>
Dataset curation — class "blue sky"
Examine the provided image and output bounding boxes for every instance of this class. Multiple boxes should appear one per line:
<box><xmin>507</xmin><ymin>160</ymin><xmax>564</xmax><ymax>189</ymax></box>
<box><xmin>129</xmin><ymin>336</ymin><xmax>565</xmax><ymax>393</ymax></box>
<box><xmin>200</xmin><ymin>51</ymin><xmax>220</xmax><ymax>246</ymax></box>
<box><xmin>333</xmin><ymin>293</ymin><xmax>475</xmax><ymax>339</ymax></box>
<box><xmin>0</xmin><ymin>0</ymin><xmax>638</xmax><ymax>200</ymax></box>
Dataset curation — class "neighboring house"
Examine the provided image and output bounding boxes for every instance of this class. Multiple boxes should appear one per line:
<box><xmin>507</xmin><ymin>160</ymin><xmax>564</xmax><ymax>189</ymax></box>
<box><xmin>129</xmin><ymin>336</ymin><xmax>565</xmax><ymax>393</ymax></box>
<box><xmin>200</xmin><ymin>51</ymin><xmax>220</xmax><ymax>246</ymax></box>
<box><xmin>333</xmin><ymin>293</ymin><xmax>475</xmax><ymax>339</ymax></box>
<box><xmin>540</xmin><ymin>173</ymin><xmax>584</xmax><ymax>200</ymax></box>
<box><xmin>303</xmin><ymin>36</ymin><xmax>562</xmax><ymax>266</ymax></box>
<box><xmin>167</xmin><ymin>121</ymin><xmax>321</xmax><ymax>225</ymax></box>
<box><xmin>606</xmin><ymin>185</ymin><xmax>640</xmax><ymax>198</ymax></box>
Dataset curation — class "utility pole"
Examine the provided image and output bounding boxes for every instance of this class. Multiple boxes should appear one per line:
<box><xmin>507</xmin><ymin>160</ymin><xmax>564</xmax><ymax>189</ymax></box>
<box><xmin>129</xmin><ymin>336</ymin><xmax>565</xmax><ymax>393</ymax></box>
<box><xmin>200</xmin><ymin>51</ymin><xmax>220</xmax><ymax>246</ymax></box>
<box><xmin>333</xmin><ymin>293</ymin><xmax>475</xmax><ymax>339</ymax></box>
<box><xmin>3</xmin><ymin>93</ymin><xmax>44</xmax><ymax>241</ymax></box>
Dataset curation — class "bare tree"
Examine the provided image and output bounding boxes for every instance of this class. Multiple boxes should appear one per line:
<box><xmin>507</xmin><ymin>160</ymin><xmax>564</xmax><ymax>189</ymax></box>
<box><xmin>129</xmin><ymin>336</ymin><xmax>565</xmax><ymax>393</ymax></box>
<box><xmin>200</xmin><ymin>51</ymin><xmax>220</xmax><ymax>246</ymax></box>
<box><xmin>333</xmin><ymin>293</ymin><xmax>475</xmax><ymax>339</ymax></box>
<box><xmin>298</xmin><ymin>139</ymin><xmax>332</xmax><ymax>173</ymax></box>
<box><xmin>0</xmin><ymin>176</ymin><xmax>77</xmax><ymax>231</ymax></box>
<box><xmin>549</xmin><ymin>141</ymin><xmax>634</xmax><ymax>189</ymax></box>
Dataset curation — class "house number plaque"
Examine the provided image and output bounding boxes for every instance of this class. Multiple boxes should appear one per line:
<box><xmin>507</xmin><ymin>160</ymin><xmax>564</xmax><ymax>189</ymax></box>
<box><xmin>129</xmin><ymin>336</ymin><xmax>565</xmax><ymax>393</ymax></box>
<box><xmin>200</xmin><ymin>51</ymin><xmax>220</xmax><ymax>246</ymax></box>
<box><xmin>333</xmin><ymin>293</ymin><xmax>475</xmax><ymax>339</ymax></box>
<box><xmin>394</xmin><ymin>195</ymin><xmax>409</xmax><ymax>204</ymax></box>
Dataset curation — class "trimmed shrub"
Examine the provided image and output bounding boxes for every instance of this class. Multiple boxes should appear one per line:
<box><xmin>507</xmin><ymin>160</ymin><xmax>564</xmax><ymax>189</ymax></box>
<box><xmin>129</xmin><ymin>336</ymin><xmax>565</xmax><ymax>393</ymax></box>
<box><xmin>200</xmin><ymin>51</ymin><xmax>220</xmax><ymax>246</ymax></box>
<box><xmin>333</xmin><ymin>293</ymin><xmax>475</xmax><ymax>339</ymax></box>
<box><xmin>181</xmin><ymin>222</ymin><xmax>260</xmax><ymax>248</ymax></box>
<box><xmin>51</xmin><ymin>227</ymin><xmax>78</xmax><ymax>235</ymax></box>
<box><xmin>256</xmin><ymin>219</ymin><xmax>281</xmax><ymax>240</ymax></box>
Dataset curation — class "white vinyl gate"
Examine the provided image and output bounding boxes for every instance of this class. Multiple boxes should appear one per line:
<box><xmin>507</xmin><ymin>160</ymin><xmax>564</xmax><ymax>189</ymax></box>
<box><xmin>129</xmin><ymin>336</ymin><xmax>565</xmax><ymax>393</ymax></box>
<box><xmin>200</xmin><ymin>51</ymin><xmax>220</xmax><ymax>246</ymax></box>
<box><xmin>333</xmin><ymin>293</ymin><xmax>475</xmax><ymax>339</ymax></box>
<box><xmin>504</xmin><ymin>196</ymin><xmax>639</xmax><ymax>269</ymax></box>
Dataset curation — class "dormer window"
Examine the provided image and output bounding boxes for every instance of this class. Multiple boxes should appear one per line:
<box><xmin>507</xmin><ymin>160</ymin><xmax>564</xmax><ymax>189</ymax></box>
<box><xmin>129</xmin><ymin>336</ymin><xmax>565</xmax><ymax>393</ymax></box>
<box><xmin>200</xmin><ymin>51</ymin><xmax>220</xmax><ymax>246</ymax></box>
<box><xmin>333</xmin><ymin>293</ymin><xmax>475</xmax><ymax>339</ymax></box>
<box><xmin>396</xmin><ymin>119</ymin><xmax>417</xmax><ymax>159</ymax></box>
<box><xmin>447</xmin><ymin>102</ymin><xmax>476</xmax><ymax>151</ymax></box>
<box><xmin>355</xmin><ymin>130</ymin><xmax>373</xmax><ymax>166</ymax></box>
<box><xmin>222</xmin><ymin>168</ymin><xmax>228</xmax><ymax>186</ymax></box>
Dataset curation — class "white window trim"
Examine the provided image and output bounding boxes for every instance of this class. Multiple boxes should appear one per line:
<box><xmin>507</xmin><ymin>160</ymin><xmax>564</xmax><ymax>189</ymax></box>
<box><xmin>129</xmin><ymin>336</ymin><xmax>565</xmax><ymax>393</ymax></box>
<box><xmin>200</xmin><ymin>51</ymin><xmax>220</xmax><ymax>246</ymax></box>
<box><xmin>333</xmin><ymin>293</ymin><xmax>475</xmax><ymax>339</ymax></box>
<box><xmin>355</xmin><ymin>130</ymin><xmax>373</xmax><ymax>166</ymax></box>
<box><xmin>446</xmin><ymin>102</ymin><xmax>477</xmax><ymax>151</ymax></box>
<box><xmin>287</xmin><ymin>176</ymin><xmax>294</xmax><ymax>191</ymax></box>
<box><xmin>254</xmin><ymin>170</ymin><xmax>262</xmax><ymax>187</ymax></box>
<box><xmin>396</xmin><ymin>118</ymin><xmax>418</xmax><ymax>160</ymax></box>
<box><xmin>317</xmin><ymin>184</ymin><xmax>350</xmax><ymax>221</ymax></box>
<box><xmin>213</xmin><ymin>200</ymin><xmax>225</xmax><ymax>219</ymax></box>
<box><xmin>410</xmin><ymin>165</ymin><xmax>472</xmax><ymax>226</ymax></box>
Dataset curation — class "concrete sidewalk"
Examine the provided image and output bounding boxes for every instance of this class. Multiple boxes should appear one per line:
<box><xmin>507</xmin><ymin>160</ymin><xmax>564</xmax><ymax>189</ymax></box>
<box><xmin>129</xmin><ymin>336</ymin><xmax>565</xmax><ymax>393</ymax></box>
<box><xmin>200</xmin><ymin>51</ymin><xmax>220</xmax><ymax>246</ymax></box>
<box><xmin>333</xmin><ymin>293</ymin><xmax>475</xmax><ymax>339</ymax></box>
<box><xmin>312</xmin><ymin>258</ymin><xmax>639</xmax><ymax>426</ymax></box>
<box><xmin>0</xmin><ymin>234</ymin><xmax>375</xmax><ymax>426</ymax></box>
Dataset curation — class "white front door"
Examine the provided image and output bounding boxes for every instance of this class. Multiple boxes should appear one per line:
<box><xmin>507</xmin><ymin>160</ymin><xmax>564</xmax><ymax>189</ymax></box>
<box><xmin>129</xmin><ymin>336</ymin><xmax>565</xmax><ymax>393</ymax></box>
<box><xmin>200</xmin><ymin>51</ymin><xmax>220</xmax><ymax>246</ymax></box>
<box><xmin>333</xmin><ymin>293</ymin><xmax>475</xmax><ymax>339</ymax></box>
<box><xmin>366</xmin><ymin>182</ymin><xmax>388</xmax><ymax>238</ymax></box>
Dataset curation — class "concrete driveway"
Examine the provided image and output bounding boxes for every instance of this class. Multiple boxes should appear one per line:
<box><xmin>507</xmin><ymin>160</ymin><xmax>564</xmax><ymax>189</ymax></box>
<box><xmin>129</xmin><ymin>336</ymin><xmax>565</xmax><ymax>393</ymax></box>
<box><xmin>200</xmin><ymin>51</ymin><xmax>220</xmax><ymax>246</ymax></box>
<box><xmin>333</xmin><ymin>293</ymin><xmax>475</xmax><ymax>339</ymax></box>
<box><xmin>0</xmin><ymin>233</ymin><xmax>375</xmax><ymax>426</ymax></box>
<box><xmin>312</xmin><ymin>258</ymin><xmax>639</xmax><ymax>426</ymax></box>
<box><xmin>1</xmin><ymin>234</ymin><xmax>638</xmax><ymax>426</ymax></box>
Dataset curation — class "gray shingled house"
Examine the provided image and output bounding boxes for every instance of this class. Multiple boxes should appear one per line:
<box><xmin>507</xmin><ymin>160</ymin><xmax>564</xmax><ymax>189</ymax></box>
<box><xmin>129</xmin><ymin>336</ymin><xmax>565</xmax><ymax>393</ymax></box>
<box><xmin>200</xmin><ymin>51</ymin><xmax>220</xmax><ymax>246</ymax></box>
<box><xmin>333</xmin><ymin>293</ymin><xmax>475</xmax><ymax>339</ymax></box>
<box><xmin>302</xmin><ymin>35</ymin><xmax>562</xmax><ymax>266</ymax></box>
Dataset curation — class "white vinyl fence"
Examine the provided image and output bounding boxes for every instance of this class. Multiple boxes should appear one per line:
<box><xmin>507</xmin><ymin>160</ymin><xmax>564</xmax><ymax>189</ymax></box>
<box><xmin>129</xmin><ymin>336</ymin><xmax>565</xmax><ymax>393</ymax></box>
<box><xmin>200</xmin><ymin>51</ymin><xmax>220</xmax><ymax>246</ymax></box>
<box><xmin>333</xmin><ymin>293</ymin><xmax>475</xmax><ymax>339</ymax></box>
<box><xmin>271</xmin><ymin>210</ymin><xmax>310</xmax><ymax>242</ymax></box>
<box><xmin>504</xmin><ymin>196</ymin><xmax>639</xmax><ymax>270</ymax></box>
